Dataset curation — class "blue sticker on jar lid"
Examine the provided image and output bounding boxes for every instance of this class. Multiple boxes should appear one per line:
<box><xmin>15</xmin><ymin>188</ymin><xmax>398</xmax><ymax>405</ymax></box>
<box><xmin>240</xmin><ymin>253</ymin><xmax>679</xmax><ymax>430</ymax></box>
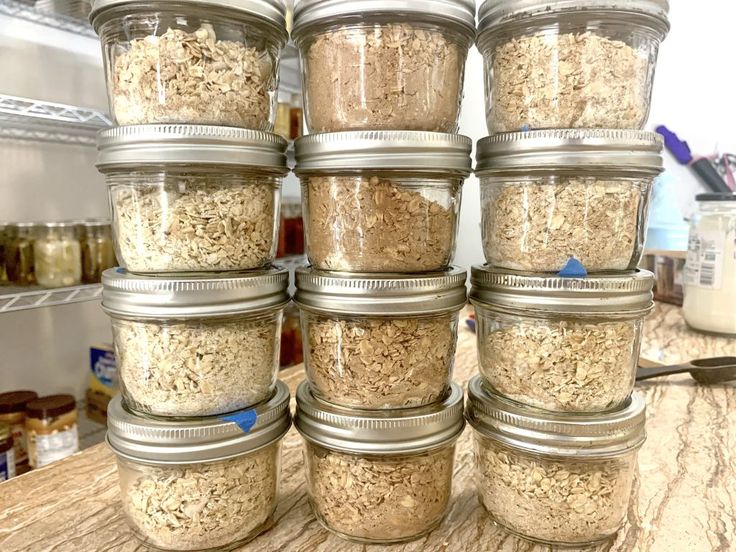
<box><xmin>557</xmin><ymin>257</ymin><xmax>588</xmax><ymax>278</ymax></box>
<box><xmin>221</xmin><ymin>409</ymin><xmax>258</xmax><ymax>433</ymax></box>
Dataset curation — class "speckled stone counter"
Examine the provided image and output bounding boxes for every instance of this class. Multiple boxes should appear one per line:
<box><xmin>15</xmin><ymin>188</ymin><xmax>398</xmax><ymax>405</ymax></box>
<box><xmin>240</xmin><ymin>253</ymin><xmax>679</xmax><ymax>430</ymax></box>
<box><xmin>0</xmin><ymin>303</ymin><xmax>734</xmax><ymax>552</ymax></box>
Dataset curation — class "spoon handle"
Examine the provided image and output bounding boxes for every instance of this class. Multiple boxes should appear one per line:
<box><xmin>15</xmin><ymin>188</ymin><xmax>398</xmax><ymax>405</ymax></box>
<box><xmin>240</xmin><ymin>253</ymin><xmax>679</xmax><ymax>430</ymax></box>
<box><xmin>636</xmin><ymin>363</ymin><xmax>693</xmax><ymax>381</ymax></box>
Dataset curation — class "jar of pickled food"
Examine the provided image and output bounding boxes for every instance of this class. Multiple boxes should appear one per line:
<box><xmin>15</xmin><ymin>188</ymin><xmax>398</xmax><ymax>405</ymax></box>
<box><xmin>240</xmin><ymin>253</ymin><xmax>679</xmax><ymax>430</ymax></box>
<box><xmin>295</xmin><ymin>267</ymin><xmax>467</xmax><ymax>409</ymax></box>
<box><xmin>102</xmin><ymin>266</ymin><xmax>289</xmax><ymax>417</ymax></box>
<box><xmin>296</xmin><ymin>381</ymin><xmax>464</xmax><ymax>544</ymax></box>
<box><xmin>0</xmin><ymin>222</ymin><xmax>8</xmax><ymax>284</ymax></box>
<box><xmin>292</xmin><ymin>0</ymin><xmax>475</xmax><ymax>132</ymax></box>
<box><xmin>25</xmin><ymin>395</ymin><xmax>79</xmax><ymax>468</ymax></box>
<box><xmin>467</xmin><ymin>377</ymin><xmax>647</xmax><ymax>546</ymax></box>
<box><xmin>108</xmin><ymin>382</ymin><xmax>291</xmax><ymax>551</ymax></box>
<box><xmin>90</xmin><ymin>0</ymin><xmax>288</xmax><ymax>129</ymax></box>
<box><xmin>470</xmin><ymin>266</ymin><xmax>654</xmax><ymax>413</ymax></box>
<box><xmin>80</xmin><ymin>220</ymin><xmax>116</xmax><ymax>283</ymax></box>
<box><xmin>476</xmin><ymin>129</ymin><xmax>664</xmax><ymax>273</ymax></box>
<box><xmin>96</xmin><ymin>125</ymin><xmax>288</xmax><ymax>273</ymax></box>
<box><xmin>477</xmin><ymin>0</ymin><xmax>670</xmax><ymax>133</ymax></box>
<box><xmin>33</xmin><ymin>222</ymin><xmax>82</xmax><ymax>288</ymax></box>
<box><xmin>0</xmin><ymin>390</ymin><xmax>38</xmax><ymax>474</ymax></box>
<box><xmin>295</xmin><ymin>131</ymin><xmax>471</xmax><ymax>272</ymax></box>
<box><xmin>5</xmin><ymin>222</ymin><xmax>36</xmax><ymax>285</ymax></box>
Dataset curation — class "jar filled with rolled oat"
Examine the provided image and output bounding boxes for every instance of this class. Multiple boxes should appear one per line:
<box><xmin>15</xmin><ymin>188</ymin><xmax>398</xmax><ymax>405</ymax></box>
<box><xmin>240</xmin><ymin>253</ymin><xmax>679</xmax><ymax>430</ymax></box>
<box><xmin>295</xmin><ymin>131</ymin><xmax>471</xmax><ymax>272</ymax></box>
<box><xmin>97</xmin><ymin>125</ymin><xmax>288</xmax><ymax>273</ymax></box>
<box><xmin>296</xmin><ymin>380</ymin><xmax>464</xmax><ymax>544</ymax></box>
<box><xmin>102</xmin><ymin>266</ymin><xmax>289</xmax><ymax>417</ymax></box>
<box><xmin>90</xmin><ymin>0</ymin><xmax>288</xmax><ymax>129</ymax></box>
<box><xmin>107</xmin><ymin>381</ymin><xmax>290</xmax><ymax>552</ymax></box>
<box><xmin>295</xmin><ymin>267</ymin><xmax>467</xmax><ymax>410</ymax></box>
<box><xmin>477</xmin><ymin>0</ymin><xmax>670</xmax><ymax>133</ymax></box>
<box><xmin>476</xmin><ymin>129</ymin><xmax>663</xmax><ymax>273</ymax></box>
<box><xmin>470</xmin><ymin>266</ymin><xmax>654</xmax><ymax>413</ymax></box>
<box><xmin>467</xmin><ymin>376</ymin><xmax>646</xmax><ymax>546</ymax></box>
<box><xmin>292</xmin><ymin>0</ymin><xmax>475</xmax><ymax>133</ymax></box>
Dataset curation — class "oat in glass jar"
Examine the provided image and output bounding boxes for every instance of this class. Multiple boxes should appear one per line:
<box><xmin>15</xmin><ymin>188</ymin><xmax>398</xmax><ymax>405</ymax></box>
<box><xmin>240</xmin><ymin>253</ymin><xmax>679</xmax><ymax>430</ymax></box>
<box><xmin>467</xmin><ymin>376</ymin><xmax>647</xmax><ymax>546</ymax></box>
<box><xmin>90</xmin><ymin>0</ymin><xmax>288</xmax><ymax>129</ymax></box>
<box><xmin>296</xmin><ymin>380</ymin><xmax>464</xmax><ymax>544</ymax></box>
<box><xmin>470</xmin><ymin>266</ymin><xmax>654</xmax><ymax>413</ymax></box>
<box><xmin>102</xmin><ymin>266</ymin><xmax>289</xmax><ymax>417</ymax></box>
<box><xmin>96</xmin><ymin>125</ymin><xmax>288</xmax><ymax>273</ymax></box>
<box><xmin>295</xmin><ymin>266</ymin><xmax>466</xmax><ymax>409</ymax></box>
<box><xmin>107</xmin><ymin>382</ymin><xmax>290</xmax><ymax>552</ymax></box>
<box><xmin>292</xmin><ymin>0</ymin><xmax>475</xmax><ymax>133</ymax></box>
<box><xmin>295</xmin><ymin>131</ymin><xmax>471</xmax><ymax>272</ymax></box>
<box><xmin>476</xmin><ymin>0</ymin><xmax>670</xmax><ymax>133</ymax></box>
<box><xmin>476</xmin><ymin>129</ymin><xmax>664</xmax><ymax>273</ymax></box>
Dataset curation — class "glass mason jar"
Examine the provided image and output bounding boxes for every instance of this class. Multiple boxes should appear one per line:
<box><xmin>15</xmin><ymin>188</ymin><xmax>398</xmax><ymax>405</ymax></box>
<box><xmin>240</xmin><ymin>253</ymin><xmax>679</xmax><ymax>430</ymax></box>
<box><xmin>476</xmin><ymin>129</ymin><xmax>664</xmax><ymax>273</ymax></box>
<box><xmin>0</xmin><ymin>223</ymin><xmax>8</xmax><ymax>284</ymax></box>
<box><xmin>107</xmin><ymin>382</ymin><xmax>290</xmax><ymax>552</ymax></box>
<box><xmin>102</xmin><ymin>267</ymin><xmax>289</xmax><ymax>417</ymax></box>
<box><xmin>5</xmin><ymin>223</ymin><xmax>36</xmax><ymax>286</ymax></box>
<box><xmin>295</xmin><ymin>381</ymin><xmax>464</xmax><ymax>544</ymax></box>
<box><xmin>295</xmin><ymin>267</ymin><xmax>466</xmax><ymax>410</ymax></box>
<box><xmin>90</xmin><ymin>0</ymin><xmax>288</xmax><ymax>129</ymax></box>
<box><xmin>295</xmin><ymin>131</ymin><xmax>471</xmax><ymax>272</ymax></box>
<box><xmin>470</xmin><ymin>266</ymin><xmax>654</xmax><ymax>413</ymax></box>
<box><xmin>292</xmin><ymin>0</ymin><xmax>475</xmax><ymax>133</ymax></box>
<box><xmin>97</xmin><ymin>126</ymin><xmax>288</xmax><ymax>274</ymax></box>
<box><xmin>467</xmin><ymin>377</ymin><xmax>646</xmax><ymax>546</ymax></box>
<box><xmin>33</xmin><ymin>222</ymin><xmax>82</xmax><ymax>288</ymax></box>
<box><xmin>80</xmin><ymin>220</ymin><xmax>116</xmax><ymax>284</ymax></box>
<box><xmin>476</xmin><ymin>0</ymin><xmax>670</xmax><ymax>133</ymax></box>
<box><xmin>683</xmin><ymin>193</ymin><xmax>736</xmax><ymax>335</ymax></box>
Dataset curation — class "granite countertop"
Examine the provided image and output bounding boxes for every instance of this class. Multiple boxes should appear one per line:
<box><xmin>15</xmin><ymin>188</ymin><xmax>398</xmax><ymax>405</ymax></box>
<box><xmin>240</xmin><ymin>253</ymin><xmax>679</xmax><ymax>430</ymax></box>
<box><xmin>1</xmin><ymin>303</ymin><xmax>734</xmax><ymax>552</ymax></box>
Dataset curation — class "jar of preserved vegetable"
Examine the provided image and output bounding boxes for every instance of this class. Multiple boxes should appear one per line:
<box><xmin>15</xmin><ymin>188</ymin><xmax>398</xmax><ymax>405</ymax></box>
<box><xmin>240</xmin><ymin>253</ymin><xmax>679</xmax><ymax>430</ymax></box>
<box><xmin>470</xmin><ymin>266</ymin><xmax>654</xmax><ymax>413</ymax></box>
<box><xmin>108</xmin><ymin>382</ymin><xmax>290</xmax><ymax>551</ymax></box>
<box><xmin>0</xmin><ymin>222</ymin><xmax>8</xmax><ymax>284</ymax></box>
<box><xmin>5</xmin><ymin>222</ymin><xmax>36</xmax><ymax>285</ymax></box>
<box><xmin>0</xmin><ymin>390</ymin><xmax>38</xmax><ymax>474</ymax></box>
<box><xmin>477</xmin><ymin>0</ymin><xmax>670</xmax><ymax>133</ymax></box>
<box><xmin>476</xmin><ymin>129</ymin><xmax>663</xmax><ymax>273</ymax></box>
<box><xmin>296</xmin><ymin>381</ymin><xmax>464</xmax><ymax>544</ymax></box>
<box><xmin>467</xmin><ymin>376</ymin><xmax>647</xmax><ymax>546</ymax></box>
<box><xmin>0</xmin><ymin>422</ymin><xmax>15</xmax><ymax>481</ymax></box>
<box><xmin>34</xmin><ymin>222</ymin><xmax>82</xmax><ymax>288</ymax></box>
<box><xmin>80</xmin><ymin>220</ymin><xmax>115</xmax><ymax>283</ymax></box>
<box><xmin>26</xmin><ymin>395</ymin><xmax>79</xmax><ymax>468</ymax></box>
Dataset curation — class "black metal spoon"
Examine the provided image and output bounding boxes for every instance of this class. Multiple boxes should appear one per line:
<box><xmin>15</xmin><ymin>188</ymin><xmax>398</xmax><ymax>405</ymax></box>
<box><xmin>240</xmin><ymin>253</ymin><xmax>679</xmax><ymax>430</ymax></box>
<box><xmin>636</xmin><ymin>357</ymin><xmax>736</xmax><ymax>385</ymax></box>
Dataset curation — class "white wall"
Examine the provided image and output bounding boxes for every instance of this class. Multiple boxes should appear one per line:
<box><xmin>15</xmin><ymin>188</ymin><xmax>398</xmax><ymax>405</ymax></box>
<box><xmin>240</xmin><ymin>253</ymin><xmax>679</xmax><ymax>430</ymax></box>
<box><xmin>453</xmin><ymin>0</ymin><xmax>736</xmax><ymax>269</ymax></box>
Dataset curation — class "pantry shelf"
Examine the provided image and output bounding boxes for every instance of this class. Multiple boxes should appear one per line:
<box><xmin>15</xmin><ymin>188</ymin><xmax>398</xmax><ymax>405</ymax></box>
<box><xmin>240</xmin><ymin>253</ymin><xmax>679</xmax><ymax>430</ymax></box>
<box><xmin>0</xmin><ymin>284</ymin><xmax>102</xmax><ymax>313</ymax></box>
<box><xmin>0</xmin><ymin>94</ymin><xmax>112</xmax><ymax>146</ymax></box>
<box><xmin>0</xmin><ymin>0</ymin><xmax>95</xmax><ymax>37</ymax></box>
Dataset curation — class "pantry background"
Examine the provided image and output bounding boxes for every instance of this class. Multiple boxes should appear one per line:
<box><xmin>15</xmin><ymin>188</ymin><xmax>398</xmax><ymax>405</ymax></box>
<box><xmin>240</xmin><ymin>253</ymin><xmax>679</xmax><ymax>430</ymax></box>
<box><xmin>0</xmin><ymin>0</ymin><xmax>732</xmax><ymax>397</ymax></box>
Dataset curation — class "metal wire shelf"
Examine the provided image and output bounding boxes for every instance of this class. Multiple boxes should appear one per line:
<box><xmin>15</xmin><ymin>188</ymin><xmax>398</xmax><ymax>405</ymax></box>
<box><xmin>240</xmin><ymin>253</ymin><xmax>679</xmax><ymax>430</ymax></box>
<box><xmin>0</xmin><ymin>0</ymin><xmax>95</xmax><ymax>37</ymax></box>
<box><xmin>0</xmin><ymin>284</ymin><xmax>103</xmax><ymax>313</ymax></box>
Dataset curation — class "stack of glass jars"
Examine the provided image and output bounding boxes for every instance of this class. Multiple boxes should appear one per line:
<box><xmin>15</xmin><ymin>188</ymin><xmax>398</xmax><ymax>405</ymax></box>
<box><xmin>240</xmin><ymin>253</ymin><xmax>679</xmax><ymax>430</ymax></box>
<box><xmin>466</xmin><ymin>0</ymin><xmax>670</xmax><ymax>547</ymax></box>
<box><xmin>290</xmin><ymin>0</ymin><xmax>476</xmax><ymax>543</ymax></box>
<box><xmin>89</xmin><ymin>0</ymin><xmax>295</xmax><ymax>548</ymax></box>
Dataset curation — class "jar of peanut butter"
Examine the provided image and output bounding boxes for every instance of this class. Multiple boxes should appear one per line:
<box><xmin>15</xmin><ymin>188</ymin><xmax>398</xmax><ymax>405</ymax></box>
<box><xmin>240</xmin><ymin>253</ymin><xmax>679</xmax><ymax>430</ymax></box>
<box><xmin>26</xmin><ymin>395</ymin><xmax>78</xmax><ymax>468</ymax></box>
<box><xmin>0</xmin><ymin>390</ymin><xmax>38</xmax><ymax>474</ymax></box>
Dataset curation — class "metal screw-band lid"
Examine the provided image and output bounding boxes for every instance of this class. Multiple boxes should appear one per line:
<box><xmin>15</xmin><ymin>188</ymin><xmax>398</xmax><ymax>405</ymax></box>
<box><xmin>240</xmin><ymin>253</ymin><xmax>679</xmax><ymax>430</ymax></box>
<box><xmin>470</xmin><ymin>266</ymin><xmax>654</xmax><ymax>315</ymax></box>
<box><xmin>294</xmin><ymin>131</ymin><xmax>473</xmax><ymax>175</ymax></box>
<box><xmin>294</xmin><ymin>266</ymin><xmax>467</xmax><ymax>316</ymax></box>
<box><xmin>292</xmin><ymin>0</ymin><xmax>476</xmax><ymax>39</ymax></box>
<box><xmin>476</xmin><ymin>129</ymin><xmax>663</xmax><ymax>175</ymax></box>
<box><xmin>96</xmin><ymin>125</ymin><xmax>288</xmax><ymax>173</ymax></box>
<box><xmin>295</xmin><ymin>381</ymin><xmax>465</xmax><ymax>455</ymax></box>
<box><xmin>466</xmin><ymin>376</ymin><xmax>646</xmax><ymax>457</ymax></box>
<box><xmin>102</xmin><ymin>267</ymin><xmax>290</xmax><ymax>319</ymax></box>
<box><xmin>107</xmin><ymin>381</ymin><xmax>290</xmax><ymax>464</ymax></box>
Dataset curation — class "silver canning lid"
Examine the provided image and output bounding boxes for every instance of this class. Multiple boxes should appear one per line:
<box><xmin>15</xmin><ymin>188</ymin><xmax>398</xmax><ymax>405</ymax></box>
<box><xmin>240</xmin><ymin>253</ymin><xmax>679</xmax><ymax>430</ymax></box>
<box><xmin>470</xmin><ymin>266</ymin><xmax>654</xmax><ymax>315</ymax></box>
<box><xmin>96</xmin><ymin>125</ymin><xmax>288</xmax><ymax>173</ymax></box>
<box><xmin>295</xmin><ymin>131</ymin><xmax>473</xmax><ymax>176</ymax></box>
<box><xmin>476</xmin><ymin>129</ymin><xmax>663</xmax><ymax>175</ymax></box>
<box><xmin>292</xmin><ymin>0</ymin><xmax>476</xmax><ymax>39</ymax></box>
<box><xmin>91</xmin><ymin>0</ymin><xmax>288</xmax><ymax>40</ymax></box>
<box><xmin>295</xmin><ymin>381</ymin><xmax>465</xmax><ymax>454</ymax></box>
<box><xmin>294</xmin><ymin>266</ymin><xmax>467</xmax><ymax>316</ymax></box>
<box><xmin>107</xmin><ymin>381</ymin><xmax>290</xmax><ymax>464</ymax></box>
<box><xmin>466</xmin><ymin>376</ymin><xmax>647</xmax><ymax>457</ymax></box>
<box><xmin>478</xmin><ymin>0</ymin><xmax>669</xmax><ymax>40</ymax></box>
<box><xmin>102</xmin><ymin>267</ymin><xmax>290</xmax><ymax>319</ymax></box>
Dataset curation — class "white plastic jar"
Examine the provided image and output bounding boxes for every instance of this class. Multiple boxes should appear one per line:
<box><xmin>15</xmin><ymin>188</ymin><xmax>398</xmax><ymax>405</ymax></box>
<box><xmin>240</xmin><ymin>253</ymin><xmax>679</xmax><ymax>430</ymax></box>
<box><xmin>683</xmin><ymin>193</ymin><xmax>736</xmax><ymax>334</ymax></box>
<box><xmin>107</xmin><ymin>382</ymin><xmax>290</xmax><ymax>552</ymax></box>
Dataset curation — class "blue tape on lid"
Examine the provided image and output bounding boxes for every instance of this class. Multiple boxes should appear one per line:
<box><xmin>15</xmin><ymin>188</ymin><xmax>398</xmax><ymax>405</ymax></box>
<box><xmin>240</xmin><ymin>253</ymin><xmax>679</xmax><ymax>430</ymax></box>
<box><xmin>557</xmin><ymin>257</ymin><xmax>588</xmax><ymax>278</ymax></box>
<box><xmin>221</xmin><ymin>409</ymin><xmax>258</xmax><ymax>433</ymax></box>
